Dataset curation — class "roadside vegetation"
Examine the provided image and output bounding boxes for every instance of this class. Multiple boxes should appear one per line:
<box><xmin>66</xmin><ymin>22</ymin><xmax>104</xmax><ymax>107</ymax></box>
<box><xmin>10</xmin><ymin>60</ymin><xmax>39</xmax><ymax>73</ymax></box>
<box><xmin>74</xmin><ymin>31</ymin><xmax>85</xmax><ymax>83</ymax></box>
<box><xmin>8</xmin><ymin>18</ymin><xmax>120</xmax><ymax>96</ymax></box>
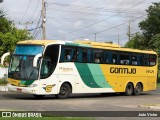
<box><xmin>0</xmin><ymin>9</ymin><xmax>32</xmax><ymax>62</ymax></box>
<box><xmin>0</xmin><ymin>78</ymin><xmax>7</xmax><ymax>85</ymax></box>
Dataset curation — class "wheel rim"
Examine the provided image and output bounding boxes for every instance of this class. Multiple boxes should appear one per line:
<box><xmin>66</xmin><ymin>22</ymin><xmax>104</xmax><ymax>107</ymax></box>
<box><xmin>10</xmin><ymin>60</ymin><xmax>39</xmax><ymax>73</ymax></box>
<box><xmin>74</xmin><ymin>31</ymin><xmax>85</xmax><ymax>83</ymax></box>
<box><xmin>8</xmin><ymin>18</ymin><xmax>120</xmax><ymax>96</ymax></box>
<box><xmin>126</xmin><ymin>83</ymin><xmax>133</xmax><ymax>95</ymax></box>
<box><xmin>60</xmin><ymin>86</ymin><xmax>67</xmax><ymax>95</ymax></box>
<box><xmin>127</xmin><ymin>85</ymin><xmax>132</xmax><ymax>94</ymax></box>
<box><xmin>135</xmin><ymin>84</ymin><xmax>141</xmax><ymax>94</ymax></box>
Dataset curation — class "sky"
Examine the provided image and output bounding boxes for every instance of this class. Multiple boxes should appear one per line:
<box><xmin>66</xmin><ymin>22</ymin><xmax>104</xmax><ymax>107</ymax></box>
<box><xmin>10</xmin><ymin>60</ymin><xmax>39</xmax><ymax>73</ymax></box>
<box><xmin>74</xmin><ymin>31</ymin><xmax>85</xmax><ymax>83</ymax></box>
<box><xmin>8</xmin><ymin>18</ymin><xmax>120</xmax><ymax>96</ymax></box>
<box><xmin>0</xmin><ymin>0</ymin><xmax>158</xmax><ymax>46</ymax></box>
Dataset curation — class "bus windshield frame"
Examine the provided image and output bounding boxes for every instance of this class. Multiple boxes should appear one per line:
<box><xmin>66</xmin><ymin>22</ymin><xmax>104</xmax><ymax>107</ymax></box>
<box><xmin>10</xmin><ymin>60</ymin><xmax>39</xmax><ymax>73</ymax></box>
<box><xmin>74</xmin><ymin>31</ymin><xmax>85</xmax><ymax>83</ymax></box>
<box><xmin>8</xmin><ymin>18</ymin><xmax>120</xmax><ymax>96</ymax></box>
<box><xmin>8</xmin><ymin>45</ymin><xmax>44</xmax><ymax>80</ymax></box>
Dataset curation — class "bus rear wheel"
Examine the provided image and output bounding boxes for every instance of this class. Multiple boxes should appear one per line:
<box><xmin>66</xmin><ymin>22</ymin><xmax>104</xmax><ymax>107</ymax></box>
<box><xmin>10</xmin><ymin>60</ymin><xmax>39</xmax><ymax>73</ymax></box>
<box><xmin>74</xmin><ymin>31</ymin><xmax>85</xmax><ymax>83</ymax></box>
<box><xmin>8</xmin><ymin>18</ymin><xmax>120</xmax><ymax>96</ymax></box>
<box><xmin>56</xmin><ymin>83</ymin><xmax>71</xmax><ymax>99</ymax></box>
<box><xmin>125</xmin><ymin>83</ymin><xmax>133</xmax><ymax>96</ymax></box>
<box><xmin>134</xmin><ymin>83</ymin><xmax>142</xmax><ymax>95</ymax></box>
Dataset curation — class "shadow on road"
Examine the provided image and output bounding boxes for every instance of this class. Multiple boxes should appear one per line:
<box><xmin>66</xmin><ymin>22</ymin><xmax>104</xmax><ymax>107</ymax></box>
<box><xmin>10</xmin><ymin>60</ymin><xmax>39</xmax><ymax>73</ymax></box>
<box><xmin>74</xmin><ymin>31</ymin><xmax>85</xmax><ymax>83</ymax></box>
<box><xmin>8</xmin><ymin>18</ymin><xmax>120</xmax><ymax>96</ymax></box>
<box><xmin>0</xmin><ymin>91</ymin><xmax>153</xmax><ymax>100</ymax></box>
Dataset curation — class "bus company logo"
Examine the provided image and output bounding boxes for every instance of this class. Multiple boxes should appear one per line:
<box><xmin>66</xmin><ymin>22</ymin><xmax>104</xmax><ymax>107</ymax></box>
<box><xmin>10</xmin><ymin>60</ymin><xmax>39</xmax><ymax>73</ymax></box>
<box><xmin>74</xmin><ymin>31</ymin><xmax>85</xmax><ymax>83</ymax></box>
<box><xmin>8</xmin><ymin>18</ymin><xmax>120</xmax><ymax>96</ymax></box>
<box><xmin>43</xmin><ymin>85</ymin><xmax>55</xmax><ymax>92</ymax></box>
<box><xmin>59</xmin><ymin>67</ymin><xmax>73</xmax><ymax>72</ymax></box>
<box><xmin>110</xmin><ymin>67</ymin><xmax>136</xmax><ymax>74</ymax></box>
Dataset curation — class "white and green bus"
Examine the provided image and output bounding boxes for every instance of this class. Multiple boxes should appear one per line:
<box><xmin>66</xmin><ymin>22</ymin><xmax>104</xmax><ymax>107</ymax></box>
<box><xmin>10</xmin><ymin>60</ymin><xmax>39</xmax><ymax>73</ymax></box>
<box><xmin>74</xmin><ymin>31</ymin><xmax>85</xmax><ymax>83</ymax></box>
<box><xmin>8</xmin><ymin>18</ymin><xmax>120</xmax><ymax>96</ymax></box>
<box><xmin>1</xmin><ymin>40</ymin><xmax>158</xmax><ymax>98</ymax></box>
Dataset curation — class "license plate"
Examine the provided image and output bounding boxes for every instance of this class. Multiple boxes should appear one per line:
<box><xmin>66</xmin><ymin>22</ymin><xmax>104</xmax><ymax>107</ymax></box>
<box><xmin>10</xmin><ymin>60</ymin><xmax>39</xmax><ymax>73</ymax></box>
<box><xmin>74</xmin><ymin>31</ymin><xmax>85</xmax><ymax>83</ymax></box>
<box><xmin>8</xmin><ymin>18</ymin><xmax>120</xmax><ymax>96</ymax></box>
<box><xmin>17</xmin><ymin>88</ymin><xmax>22</xmax><ymax>92</ymax></box>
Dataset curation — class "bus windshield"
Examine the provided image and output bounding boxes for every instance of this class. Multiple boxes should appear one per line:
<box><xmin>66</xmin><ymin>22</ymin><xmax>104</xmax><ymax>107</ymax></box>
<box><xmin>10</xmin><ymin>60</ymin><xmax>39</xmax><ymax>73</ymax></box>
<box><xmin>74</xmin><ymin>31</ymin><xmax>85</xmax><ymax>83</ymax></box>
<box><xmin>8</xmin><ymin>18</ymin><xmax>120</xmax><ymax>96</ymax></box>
<box><xmin>8</xmin><ymin>45</ymin><xmax>44</xmax><ymax>80</ymax></box>
<box><xmin>8</xmin><ymin>55</ymin><xmax>40</xmax><ymax>80</ymax></box>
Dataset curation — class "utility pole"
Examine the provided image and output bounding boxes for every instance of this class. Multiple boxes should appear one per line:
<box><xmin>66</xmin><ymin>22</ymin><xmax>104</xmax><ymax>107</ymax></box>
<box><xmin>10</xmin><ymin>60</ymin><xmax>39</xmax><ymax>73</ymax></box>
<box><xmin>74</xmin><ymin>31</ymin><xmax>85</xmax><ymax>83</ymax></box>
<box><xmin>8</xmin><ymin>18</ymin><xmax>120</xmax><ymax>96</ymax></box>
<box><xmin>116</xmin><ymin>28</ymin><xmax>120</xmax><ymax>45</ymax></box>
<box><xmin>118</xmin><ymin>30</ymin><xmax>119</xmax><ymax>45</ymax></box>
<box><xmin>42</xmin><ymin>0</ymin><xmax>46</xmax><ymax>40</ymax></box>
<box><xmin>94</xmin><ymin>33</ymin><xmax>97</xmax><ymax>42</ymax></box>
<box><xmin>128</xmin><ymin>21</ymin><xmax>131</xmax><ymax>41</ymax></box>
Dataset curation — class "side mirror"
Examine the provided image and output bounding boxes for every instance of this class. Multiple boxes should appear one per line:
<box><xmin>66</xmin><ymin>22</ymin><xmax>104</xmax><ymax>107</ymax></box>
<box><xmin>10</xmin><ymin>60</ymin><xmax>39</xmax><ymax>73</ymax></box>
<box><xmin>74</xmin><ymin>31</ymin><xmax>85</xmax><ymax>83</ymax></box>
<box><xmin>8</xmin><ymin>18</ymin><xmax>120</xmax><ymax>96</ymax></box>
<box><xmin>33</xmin><ymin>54</ymin><xmax>42</xmax><ymax>68</ymax></box>
<box><xmin>1</xmin><ymin>52</ymin><xmax>10</xmax><ymax>65</ymax></box>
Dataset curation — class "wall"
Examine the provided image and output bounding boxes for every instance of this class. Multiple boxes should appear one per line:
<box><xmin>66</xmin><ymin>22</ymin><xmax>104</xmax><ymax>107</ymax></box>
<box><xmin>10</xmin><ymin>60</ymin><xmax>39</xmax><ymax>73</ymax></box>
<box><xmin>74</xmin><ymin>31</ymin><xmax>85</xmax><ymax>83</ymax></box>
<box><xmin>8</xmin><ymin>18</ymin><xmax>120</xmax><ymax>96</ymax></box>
<box><xmin>0</xmin><ymin>67</ymin><xmax>7</xmax><ymax>79</ymax></box>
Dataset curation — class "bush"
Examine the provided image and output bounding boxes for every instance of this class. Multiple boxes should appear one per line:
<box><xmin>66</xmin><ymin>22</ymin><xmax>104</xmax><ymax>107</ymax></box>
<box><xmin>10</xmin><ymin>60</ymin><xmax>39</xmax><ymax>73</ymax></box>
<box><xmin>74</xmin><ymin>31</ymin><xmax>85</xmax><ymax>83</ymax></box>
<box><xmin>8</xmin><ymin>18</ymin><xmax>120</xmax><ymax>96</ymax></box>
<box><xmin>0</xmin><ymin>78</ymin><xmax>8</xmax><ymax>85</ymax></box>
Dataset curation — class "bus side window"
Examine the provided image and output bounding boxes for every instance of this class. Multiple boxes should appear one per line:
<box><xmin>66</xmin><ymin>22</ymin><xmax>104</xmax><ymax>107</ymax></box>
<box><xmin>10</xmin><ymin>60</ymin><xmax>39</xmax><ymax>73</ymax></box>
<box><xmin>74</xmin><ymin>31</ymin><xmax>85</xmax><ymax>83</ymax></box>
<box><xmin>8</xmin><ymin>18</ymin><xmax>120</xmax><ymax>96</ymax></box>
<box><xmin>87</xmin><ymin>49</ymin><xmax>92</xmax><ymax>63</ymax></box>
<box><xmin>149</xmin><ymin>55</ymin><xmax>156</xmax><ymax>66</ymax></box>
<box><xmin>77</xmin><ymin>48</ymin><xmax>82</xmax><ymax>62</ymax></box>
<box><xmin>104</xmin><ymin>51</ymin><xmax>108</xmax><ymax>63</ymax></box>
<box><xmin>112</xmin><ymin>53</ymin><xmax>118</xmax><ymax>64</ymax></box>
<box><xmin>144</xmin><ymin>54</ymin><xmax>149</xmax><ymax>66</ymax></box>
<box><xmin>64</xmin><ymin>48</ymin><xmax>72</xmax><ymax>61</ymax></box>
<box><xmin>72</xmin><ymin>48</ymin><xmax>79</xmax><ymax>62</ymax></box>
<box><xmin>93</xmin><ymin>49</ymin><xmax>103</xmax><ymax>64</ymax></box>
<box><xmin>137</xmin><ymin>55</ymin><xmax>143</xmax><ymax>66</ymax></box>
<box><xmin>82</xmin><ymin>49</ymin><xmax>88</xmax><ymax>62</ymax></box>
<box><xmin>131</xmin><ymin>55</ymin><xmax>138</xmax><ymax>65</ymax></box>
<box><xmin>107</xmin><ymin>52</ymin><xmax>112</xmax><ymax>64</ymax></box>
<box><xmin>119</xmin><ymin>53</ymin><xmax>130</xmax><ymax>65</ymax></box>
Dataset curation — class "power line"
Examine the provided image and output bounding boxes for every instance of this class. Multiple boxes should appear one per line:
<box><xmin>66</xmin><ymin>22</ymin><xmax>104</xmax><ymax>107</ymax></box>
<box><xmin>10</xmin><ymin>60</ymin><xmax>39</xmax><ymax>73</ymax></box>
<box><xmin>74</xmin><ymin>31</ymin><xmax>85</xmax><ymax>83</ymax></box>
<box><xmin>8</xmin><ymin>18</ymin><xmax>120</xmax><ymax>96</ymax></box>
<box><xmin>72</xmin><ymin>14</ymin><xmax>147</xmax><ymax>40</ymax></box>
<box><xmin>96</xmin><ymin>14</ymin><xmax>147</xmax><ymax>34</ymax></box>
<box><xmin>46</xmin><ymin>2</ymin><xmax>145</xmax><ymax>14</ymax></box>
<box><xmin>32</xmin><ymin>12</ymin><xmax>41</xmax><ymax>22</ymax></box>
<box><xmin>19</xmin><ymin>0</ymin><xmax>32</xmax><ymax>23</ymax></box>
<box><xmin>64</xmin><ymin>0</ymin><xmax>147</xmax><ymax>36</ymax></box>
<box><xmin>34</xmin><ymin>27</ymin><xmax>42</xmax><ymax>39</ymax></box>
<box><xmin>28</xmin><ymin>0</ymin><xmax>40</xmax><ymax>21</ymax></box>
<box><xmin>32</xmin><ymin>15</ymin><xmax>42</xmax><ymax>37</ymax></box>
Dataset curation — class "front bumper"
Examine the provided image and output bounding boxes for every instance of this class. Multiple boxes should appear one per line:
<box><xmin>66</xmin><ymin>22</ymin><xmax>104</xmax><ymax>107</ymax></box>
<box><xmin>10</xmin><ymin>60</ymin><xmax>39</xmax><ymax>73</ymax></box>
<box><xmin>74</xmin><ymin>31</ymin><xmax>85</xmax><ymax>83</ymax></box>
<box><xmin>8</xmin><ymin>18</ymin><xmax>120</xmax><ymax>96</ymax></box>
<box><xmin>7</xmin><ymin>84</ymin><xmax>39</xmax><ymax>94</ymax></box>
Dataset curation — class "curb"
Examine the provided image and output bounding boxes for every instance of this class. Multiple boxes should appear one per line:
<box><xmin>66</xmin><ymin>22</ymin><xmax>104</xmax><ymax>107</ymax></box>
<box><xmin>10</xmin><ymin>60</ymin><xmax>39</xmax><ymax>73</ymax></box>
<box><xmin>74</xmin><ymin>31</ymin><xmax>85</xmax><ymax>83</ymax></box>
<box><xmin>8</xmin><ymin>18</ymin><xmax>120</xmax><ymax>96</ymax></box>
<box><xmin>139</xmin><ymin>104</ymin><xmax>160</xmax><ymax>110</ymax></box>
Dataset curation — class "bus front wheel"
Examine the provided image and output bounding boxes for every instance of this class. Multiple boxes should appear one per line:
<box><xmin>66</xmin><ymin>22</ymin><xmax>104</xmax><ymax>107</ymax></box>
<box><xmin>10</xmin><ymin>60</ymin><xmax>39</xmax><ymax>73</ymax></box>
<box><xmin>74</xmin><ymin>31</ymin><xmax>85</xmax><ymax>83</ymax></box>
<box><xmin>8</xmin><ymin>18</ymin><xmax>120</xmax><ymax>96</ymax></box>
<box><xmin>56</xmin><ymin>83</ymin><xmax>71</xmax><ymax>99</ymax></box>
<box><xmin>134</xmin><ymin>83</ymin><xmax>142</xmax><ymax>95</ymax></box>
<box><xmin>125</xmin><ymin>83</ymin><xmax>133</xmax><ymax>96</ymax></box>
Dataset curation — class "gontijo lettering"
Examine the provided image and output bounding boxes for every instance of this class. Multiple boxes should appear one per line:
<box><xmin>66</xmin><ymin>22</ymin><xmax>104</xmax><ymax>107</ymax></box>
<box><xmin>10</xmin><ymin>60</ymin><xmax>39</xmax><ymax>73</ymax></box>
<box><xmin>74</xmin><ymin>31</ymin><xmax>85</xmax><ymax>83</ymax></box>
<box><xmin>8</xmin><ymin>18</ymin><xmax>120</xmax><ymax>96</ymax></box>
<box><xmin>110</xmin><ymin>67</ymin><xmax>136</xmax><ymax>74</ymax></box>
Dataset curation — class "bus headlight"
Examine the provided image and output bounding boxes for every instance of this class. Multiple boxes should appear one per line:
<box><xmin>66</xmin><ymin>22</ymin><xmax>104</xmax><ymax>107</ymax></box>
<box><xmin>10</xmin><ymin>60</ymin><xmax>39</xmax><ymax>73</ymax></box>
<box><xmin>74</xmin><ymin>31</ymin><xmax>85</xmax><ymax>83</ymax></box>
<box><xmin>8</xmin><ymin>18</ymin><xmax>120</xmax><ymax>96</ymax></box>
<box><xmin>28</xmin><ymin>84</ymin><xmax>38</xmax><ymax>87</ymax></box>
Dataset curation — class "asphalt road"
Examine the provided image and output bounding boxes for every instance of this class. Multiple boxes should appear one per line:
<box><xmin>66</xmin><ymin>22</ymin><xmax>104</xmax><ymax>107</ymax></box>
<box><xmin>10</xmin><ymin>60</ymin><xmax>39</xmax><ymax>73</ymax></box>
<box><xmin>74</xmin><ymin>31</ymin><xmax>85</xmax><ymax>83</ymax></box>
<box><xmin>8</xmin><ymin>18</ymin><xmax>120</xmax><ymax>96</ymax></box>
<box><xmin>0</xmin><ymin>89</ymin><xmax>160</xmax><ymax>119</ymax></box>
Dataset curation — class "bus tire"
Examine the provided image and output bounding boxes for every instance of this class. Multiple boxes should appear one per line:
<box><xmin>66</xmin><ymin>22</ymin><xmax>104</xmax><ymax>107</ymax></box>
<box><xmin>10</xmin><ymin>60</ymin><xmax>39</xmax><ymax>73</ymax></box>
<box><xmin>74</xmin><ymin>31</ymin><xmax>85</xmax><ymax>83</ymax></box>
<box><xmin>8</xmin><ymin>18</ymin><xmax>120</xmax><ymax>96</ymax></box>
<box><xmin>125</xmin><ymin>83</ymin><xmax>133</xmax><ymax>96</ymax></box>
<box><xmin>134</xmin><ymin>83</ymin><xmax>142</xmax><ymax>95</ymax></box>
<box><xmin>56</xmin><ymin>83</ymin><xmax>71</xmax><ymax>99</ymax></box>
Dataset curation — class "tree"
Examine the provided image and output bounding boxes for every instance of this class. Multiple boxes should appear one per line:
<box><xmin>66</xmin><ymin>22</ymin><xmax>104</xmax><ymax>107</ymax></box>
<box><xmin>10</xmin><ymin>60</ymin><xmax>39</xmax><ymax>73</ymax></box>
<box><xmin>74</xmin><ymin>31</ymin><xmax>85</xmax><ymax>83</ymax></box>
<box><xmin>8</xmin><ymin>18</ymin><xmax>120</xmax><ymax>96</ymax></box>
<box><xmin>124</xmin><ymin>32</ymin><xmax>145</xmax><ymax>49</ymax></box>
<box><xmin>148</xmin><ymin>33</ymin><xmax>160</xmax><ymax>52</ymax></box>
<box><xmin>0</xmin><ymin>10</ymin><xmax>32</xmax><ymax>56</ymax></box>
<box><xmin>139</xmin><ymin>2</ymin><xmax>160</xmax><ymax>48</ymax></box>
<box><xmin>125</xmin><ymin>2</ymin><xmax>160</xmax><ymax>50</ymax></box>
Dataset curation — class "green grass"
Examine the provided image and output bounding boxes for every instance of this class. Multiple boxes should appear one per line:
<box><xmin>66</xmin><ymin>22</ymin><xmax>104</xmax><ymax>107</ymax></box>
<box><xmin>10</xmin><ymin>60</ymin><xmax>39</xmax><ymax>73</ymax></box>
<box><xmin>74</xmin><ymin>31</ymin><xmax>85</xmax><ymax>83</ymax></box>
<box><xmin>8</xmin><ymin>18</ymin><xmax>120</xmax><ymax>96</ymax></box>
<box><xmin>157</xmin><ymin>83</ymin><xmax>160</xmax><ymax>88</ymax></box>
<box><xmin>0</xmin><ymin>65</ymin><xmax>4</xmax><ymax>67</ymax></box>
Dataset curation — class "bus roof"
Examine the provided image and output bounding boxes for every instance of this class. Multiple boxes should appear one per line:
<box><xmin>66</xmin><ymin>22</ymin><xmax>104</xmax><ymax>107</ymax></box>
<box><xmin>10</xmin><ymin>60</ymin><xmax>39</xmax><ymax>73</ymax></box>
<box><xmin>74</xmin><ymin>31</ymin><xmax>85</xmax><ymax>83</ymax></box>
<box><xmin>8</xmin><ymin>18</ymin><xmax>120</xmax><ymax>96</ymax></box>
<box><xmin>17</xmin><ymin>40</ymin><xmax>60</xmax><ymax>45</ymax></box>
<box><xmin>17</xmin><ymin>40</ymin><xmax>157</xmax><ymax>55</ymax></box>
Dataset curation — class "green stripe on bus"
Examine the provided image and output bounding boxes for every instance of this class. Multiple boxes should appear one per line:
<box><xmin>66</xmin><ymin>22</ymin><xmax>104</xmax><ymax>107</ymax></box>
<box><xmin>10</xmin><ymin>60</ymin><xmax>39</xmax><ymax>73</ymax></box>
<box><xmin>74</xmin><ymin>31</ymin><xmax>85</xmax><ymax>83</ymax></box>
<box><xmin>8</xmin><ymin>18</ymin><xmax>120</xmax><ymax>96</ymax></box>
<box><xmin>87</xmin><ymin>64</ymin><xmax>111</xmax><ymax>88</ymax></box>
<box><xmin>65</xmin><ymin>43</ymin><xmax>80</xmax><ymax>46</ymax></box>
<box><xmin>75</xmin><ymin>63</ymin><xmax>101</xmax><ymax>88</ymax></box>
<box><xmin>20</xmin><ymin>80</ymin><xmax>35</xmax><ymax>85</ymax></box>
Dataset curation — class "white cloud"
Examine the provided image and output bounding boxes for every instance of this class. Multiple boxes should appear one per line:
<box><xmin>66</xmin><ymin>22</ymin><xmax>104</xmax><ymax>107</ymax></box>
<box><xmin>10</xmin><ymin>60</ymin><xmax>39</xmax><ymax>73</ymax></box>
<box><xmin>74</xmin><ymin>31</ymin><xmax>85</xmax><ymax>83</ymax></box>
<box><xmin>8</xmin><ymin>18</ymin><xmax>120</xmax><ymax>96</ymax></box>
<box><xmin>0</xmin><ymin>0</ymin><xmax>158</xmax><ymax>44</ymax></box>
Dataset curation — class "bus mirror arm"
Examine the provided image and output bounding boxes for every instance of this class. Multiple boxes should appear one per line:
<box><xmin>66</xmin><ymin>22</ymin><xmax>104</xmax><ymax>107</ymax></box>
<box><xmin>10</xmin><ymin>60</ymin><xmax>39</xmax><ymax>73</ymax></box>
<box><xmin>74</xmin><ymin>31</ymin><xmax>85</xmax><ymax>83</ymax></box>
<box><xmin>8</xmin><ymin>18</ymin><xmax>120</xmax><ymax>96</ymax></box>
<box><xmin>33</xmin><ymin>54</ymin><xmax>42</xmax><ymax>68</ymax></box>
<box><xmin>1</xmin><ymin>52</ymin><xmax>10</xmax><ymax>65</ymax></box>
